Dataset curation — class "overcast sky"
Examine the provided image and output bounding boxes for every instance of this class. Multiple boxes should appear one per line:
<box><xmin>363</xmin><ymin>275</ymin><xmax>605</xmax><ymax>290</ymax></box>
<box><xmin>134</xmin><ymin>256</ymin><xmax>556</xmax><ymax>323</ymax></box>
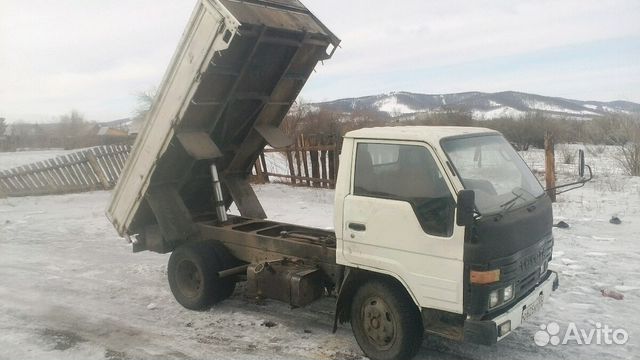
<box><xmin>1</xmin><ymin>0</ymin><xmax>639</xmax><ymax>123</ymax></box>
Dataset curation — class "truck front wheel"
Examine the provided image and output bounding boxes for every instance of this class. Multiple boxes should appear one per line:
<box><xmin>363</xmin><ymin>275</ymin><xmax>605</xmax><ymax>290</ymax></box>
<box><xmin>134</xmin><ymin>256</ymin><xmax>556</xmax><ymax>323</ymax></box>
<box><xmin>167</xmin><ymin>242</ymin><xmax>232</xmax><ymax>310</ymax></box>
<box><xmin>350</xmin><ymin>280</ymin><xmax>423</xmax><ymax>360</ymax></box>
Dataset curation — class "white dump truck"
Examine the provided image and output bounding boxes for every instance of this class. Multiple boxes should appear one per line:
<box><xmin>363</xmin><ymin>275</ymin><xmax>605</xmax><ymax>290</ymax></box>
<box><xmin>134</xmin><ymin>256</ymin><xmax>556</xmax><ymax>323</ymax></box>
<box><xmin>107</xmin><ymin>1</ymin><xmax>590</xmax><ymax>359</ymax></box>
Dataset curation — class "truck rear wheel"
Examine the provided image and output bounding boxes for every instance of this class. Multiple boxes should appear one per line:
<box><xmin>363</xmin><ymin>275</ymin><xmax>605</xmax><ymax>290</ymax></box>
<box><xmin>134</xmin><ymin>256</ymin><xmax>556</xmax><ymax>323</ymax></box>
<box><xmin>167</xmin><ymin>241</ymin><xmax>234</xmax><ymax>310</ymax></box>
<box><xmin>350</xmin><ymin>280</ymin><xmax>423</xmax><ymax>360</ymax></box>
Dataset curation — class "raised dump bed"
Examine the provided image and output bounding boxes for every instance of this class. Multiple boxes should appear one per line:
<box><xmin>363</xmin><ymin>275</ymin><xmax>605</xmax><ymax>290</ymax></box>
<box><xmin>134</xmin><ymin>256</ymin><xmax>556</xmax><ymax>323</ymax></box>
<box><xmin>107</xmin><ymin>0</ymin><xmax>339</xmax><ymax>252</ymax></box>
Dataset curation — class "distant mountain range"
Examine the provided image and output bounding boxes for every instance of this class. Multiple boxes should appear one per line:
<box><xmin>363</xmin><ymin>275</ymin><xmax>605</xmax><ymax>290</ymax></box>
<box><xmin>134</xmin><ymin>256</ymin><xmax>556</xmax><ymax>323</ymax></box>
<box><xmin>313</xmin><ymin>91</ymin><xmax>640</xmax><ymax>120</ymax></box>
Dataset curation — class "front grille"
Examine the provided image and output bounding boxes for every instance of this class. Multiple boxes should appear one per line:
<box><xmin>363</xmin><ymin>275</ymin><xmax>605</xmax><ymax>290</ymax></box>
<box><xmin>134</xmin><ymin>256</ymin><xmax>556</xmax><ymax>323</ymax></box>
<box><xmin>518</xmin><ymin>269</ymin><xmax>539</xmax><ymax>294</ymax></box>
<box><xmin>466</xmin><ymin>234</ymin><xmax>554</xmax><ymax>317</ymax></box>
<box><xmin>520</xmin><ymin>248</ymin><xmax>546</xmax><ymax>273</ymax></box>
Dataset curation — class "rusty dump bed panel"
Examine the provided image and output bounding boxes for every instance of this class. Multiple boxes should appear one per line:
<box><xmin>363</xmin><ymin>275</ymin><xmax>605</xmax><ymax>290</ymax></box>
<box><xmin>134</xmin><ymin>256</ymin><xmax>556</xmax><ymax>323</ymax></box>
<box><xmin>107</xmin><ymin>0</ymin><xmax>339</xmax><ymax>249</ymax></box>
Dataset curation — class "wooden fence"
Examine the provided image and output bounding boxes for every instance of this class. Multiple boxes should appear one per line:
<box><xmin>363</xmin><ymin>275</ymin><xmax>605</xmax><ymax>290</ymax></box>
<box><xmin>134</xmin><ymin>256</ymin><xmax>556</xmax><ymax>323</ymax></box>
<box><xmin>253</xmin><ymin>142</ymin><xmax>339</xmax><ymax>189</ymax></box>
<box><xmin>0</xmin><ymin>139</ymin><xmax>336</xmax><ymax>198</ymax></box>
<box><xmin>0</xmin><ymin>145</ymin><xmax>131</xmax><ymax>198</ymax></box>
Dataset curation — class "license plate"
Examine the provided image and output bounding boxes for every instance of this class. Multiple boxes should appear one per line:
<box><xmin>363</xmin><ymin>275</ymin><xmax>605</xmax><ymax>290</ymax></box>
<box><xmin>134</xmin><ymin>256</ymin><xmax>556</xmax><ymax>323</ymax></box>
<box><xmin>522</xmin><ymin>294</ymin><xmax>544</xmax><ymax>321</ymax></box>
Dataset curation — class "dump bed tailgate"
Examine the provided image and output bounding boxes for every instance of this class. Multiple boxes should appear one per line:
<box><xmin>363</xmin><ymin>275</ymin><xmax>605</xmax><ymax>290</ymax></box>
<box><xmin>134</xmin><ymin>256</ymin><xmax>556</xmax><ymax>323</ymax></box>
<box><xmin>107</xmin><ymin>0</ymin><xmax>338</xmax><ymax>248</ymax></box>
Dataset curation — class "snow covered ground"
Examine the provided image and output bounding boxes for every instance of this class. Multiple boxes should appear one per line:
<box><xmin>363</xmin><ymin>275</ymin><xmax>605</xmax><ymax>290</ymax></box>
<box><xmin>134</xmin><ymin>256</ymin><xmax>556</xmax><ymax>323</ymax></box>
<box><xmin>0</xmin><ymin>149</ymin><xmax>74</xmax><ymax>170</ymax></box>
<box><xmin>0</xmin><ymin>149</ymin><xmax>639</xmax><ymax>360</ymax></box>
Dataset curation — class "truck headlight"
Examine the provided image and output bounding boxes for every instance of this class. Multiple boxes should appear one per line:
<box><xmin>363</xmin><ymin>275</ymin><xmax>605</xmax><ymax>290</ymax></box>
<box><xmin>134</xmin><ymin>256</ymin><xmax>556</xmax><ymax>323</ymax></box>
<box><xmin>489</xmin><ymin>285</ymin><xmax>515</xmax><ymax>309</ymax></box>
<box><xmin>503</xmin><ymin>285</ymin><xmax>514</xmax><ymax>302</ymax></box>
<box><xmin>540</xmin><ymin>260</ymin><xmax>548</xmax><ymax>276</ymax></box>
<box><xmin>489</xmin><ymin>290</ymin><xmax>500</xmax><ymax>308</ymax></box>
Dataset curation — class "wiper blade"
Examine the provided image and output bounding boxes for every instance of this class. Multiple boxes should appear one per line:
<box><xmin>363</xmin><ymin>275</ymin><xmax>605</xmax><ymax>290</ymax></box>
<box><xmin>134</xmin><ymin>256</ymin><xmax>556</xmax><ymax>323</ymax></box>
<box><xmin>499</xmin><ymin>191</ymin><xmax>523</xmax><ymax>210</ymax></box>
<box><xmin>494</xmin><ymin>189</ymin><xmax>528</xmax><ymax>220</ymax></box>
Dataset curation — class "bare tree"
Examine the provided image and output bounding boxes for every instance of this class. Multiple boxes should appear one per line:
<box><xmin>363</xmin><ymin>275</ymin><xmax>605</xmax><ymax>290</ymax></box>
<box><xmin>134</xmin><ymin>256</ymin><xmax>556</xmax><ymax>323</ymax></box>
<box><xmin>58</xmin><ymin>110</ymin><xmax>93</xmax><ymax>149</ymax></box>
<box><xmin>133</xmin><ymin>88</ymin><xmax>157</xmax><ymax>123</ymax></box>
<box><xmin>613</xmin><ymin>116</ymin><xmax>640</xmax><ymax>176</ymax></box>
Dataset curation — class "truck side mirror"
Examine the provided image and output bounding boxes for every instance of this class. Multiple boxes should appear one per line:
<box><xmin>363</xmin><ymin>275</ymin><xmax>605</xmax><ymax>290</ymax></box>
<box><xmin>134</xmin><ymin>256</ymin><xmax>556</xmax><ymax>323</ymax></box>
<box><xmin>578</xmin><ymin>149</ymin><xmax>585</xmax><ymax>178</ymax></box>
<box><xmin>546</xmin><ymin>149</ymin><xmax>593</xmax><ymax>194</ymax></box>
<box><xmin>456</xmin><ymin>190</ymin><xmax>476</xmax><ymax>227</ymax></box>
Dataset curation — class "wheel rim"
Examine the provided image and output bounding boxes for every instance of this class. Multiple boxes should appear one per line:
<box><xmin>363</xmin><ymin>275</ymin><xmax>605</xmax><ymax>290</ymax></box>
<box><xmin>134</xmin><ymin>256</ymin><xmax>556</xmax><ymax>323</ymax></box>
<box><xmin>361</xmin><ymin>296</ymin><xmax>397</xmax><ymax>350</ymax></box>
<box><xmin>175</xmin><ymin>259</ymin><xmax>203</xmax><ymax>299</ymax></box>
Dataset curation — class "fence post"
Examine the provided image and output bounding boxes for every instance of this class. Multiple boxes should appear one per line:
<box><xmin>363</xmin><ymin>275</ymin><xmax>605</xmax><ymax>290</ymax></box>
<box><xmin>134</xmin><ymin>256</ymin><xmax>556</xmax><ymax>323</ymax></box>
<box><xmin>86</xmin><ymin>152</ymin><xmax>111</xmax><ymax>190</ymax></box>
<box><xmin>545</xmin><ymin>131</ymin><xmax>557</xmax><ymax>202</ymax></box>
<box><xmin>260</xmin><ymin>153</ymin><xmax>269</xmax><ymax>183</ymax></box>
<box><xmin>285</xmin><ymin>149</ymin><xmax>296</xmax><ymax>185</ymax></box>
<box><xmin>254</xmin><ymin>159</ymin><xmax>264</xmax><ymax>184</ymax></box>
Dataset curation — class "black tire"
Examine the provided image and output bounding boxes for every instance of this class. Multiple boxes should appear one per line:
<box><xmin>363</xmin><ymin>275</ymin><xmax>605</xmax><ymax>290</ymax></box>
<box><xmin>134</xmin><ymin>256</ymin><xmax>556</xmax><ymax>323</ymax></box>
<box><xmin>350</xmin><ymin>279</ymin><xmax>423</xmax><ymax>360</ymax></box>
<box><xmin>167</xmin><ymin>241</ymin><xmax>230</xmax><ymax>310</ymax></box>
<box><xmin>208</xmin><ymin>241</ymin><xmax>237</xmax><ymax>301</ymax></box>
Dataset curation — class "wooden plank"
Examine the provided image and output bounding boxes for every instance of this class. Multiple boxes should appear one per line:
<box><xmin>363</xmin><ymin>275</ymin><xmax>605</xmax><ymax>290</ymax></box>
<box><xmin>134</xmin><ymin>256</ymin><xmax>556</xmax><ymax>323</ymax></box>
<box><xmin>109</xmin><ymin>145</ymin><xmax>122</xmax><ymax>174</ymax></box>
<box><xmin>111</xmin><ymin>145</ymin><xmax>126</xmax><ymax>173</ymax></box>
<box><xmin>70</xmin><ymin>153</ymin><xmax>91</xmax><ymax>188</ymax></box>
<box><xmin>26</xmin><ymin>165</ymin><xmax>46</xmax><ymax>189</ymax></box>
<box><xmin>253</xmin><ymin>159</ymin><xmax>264</xmax><ymax>184</ymax></box>
<box><xmin>76</xmin><ymin>152</ymin><xmax>100</xmax><ymax>188</ymax></box>
<box><xmin>92</xmin><ymin>147</ymin><xmax>110</xmax><ymax>182</ymax></box>
<box><xmin>52</xmin><ymin>157</ymin><xmax>73</xmax><ymax>188</ymax></box>
<box><xmin>102</xmin><ymin>146</ymin><xmax>121</xmax><ymax>177</ymax></box>
<box><xmin>545</xmin><ymin>132</ymin><xmax>556</xmax><ymax>202</ymax></box>
<box><xmin>263</xmin><ymin>173</ymin><xmax>335</xmax><ymax>185</ymax></box>
<box><xmin>8</xmin><ymin>169</ymin><xmax>28</xmax><ymax>192</ymax></box>
<box><xmin>58</xmin><ymin>156</ymin><xmax>81</xmax><ymax>187</ymax></box>
<box><xmin>65</xmin><ymin>154</ymin><xmax>87</xmax><ymax>187</ymax></box>
<box><xmin>91</xmin><ymin>148</ymin><xmax>112</xmax><ymax>183</ymax></box>
<box><xmin>300</xmin><ymin>139</ymin><xmax>311</xmax><ymax>187</ymax></box>
<box><xmin>11</xmin><ymin>168</ymin><xmax>30</xmax><ymax>191</ymax></box>
<box><xmin>105</xmin><ymin>145</ymin><xmax>123</xmax><ymax>175</ymax></box>
<box><xmin>96</xmin><ymin>147</ymin><xmax>117</xmax><ymax>184</ymax></box>
<box><xmin>320</xmin><ymin>150</ymin><xmax>328</xmax><ymax>189</ymax></box>
<box><xmin>36</xmin><ymin>161</ymin><xmax>59</xmax><ymax>191</ymax></box>
<box><xmin>47</xmin><ymin>159</ymin><xmax>70</xmax><ymax>188</ymax></box>
<box><xmin>29</xmin><ymin>163</ymin><xmax>52</xmax><ymax>192</ymax></box>
<box><xmin>263</xmin><ymin>145</ymin><xmax>336</xmax><ymax>152</ymax></box>
<box><xmin>260</xmin><ymin>153</ymin><xmax>269</xmax><ymax>183</ymax></box>
<box><xmin>328</xmin><ymin>150</ymin><xmax>336</xmax><ymax>189</ymax></box>
<box><xmin>285</xmin><ymin>150</ymin><xmax>296</xmax><ymax>185</ymax></box>
<box><xmin>294</xmin><ymin>147</ymin><xmax>303</xmax><ymax>184</ymax></box>
<box><xmin>111</xmin><ymin>147</ymin><xmax>125</xmax><ymax>178</ymax></box>
<box><xmin>6</xmin><ymin>169</ymin><xmax>25</xmax><ymax>192</ymax></box>
<box><xmin>117</xmin><ymin>144</ymin><xmax>131</xmax><ymax>171</ymax></box>
<box><xmin>25</xmin><ymin>164</ymin><xmax>42</xmax><ymax>190</ymax></box>
<box><xmin>0</xmin><ymin>170</ymin><xmax>20</xmax><ymax>194</ymax></box>
<box><xmin>44</xmin><ymin>159</ymin><xmax>65</xmax><ymax>188</ymax></box>
<box><xmin>6</xmin><ymin>170</ymin><xmax>25</xmax><ymax>193</ymax></box>
<box><xmin>121</xmin><ymin>144</ymin><xmax>132</xmax><ymax>165</ymax></box>
<box><xmin>86</xmin><ymin>150</ymin><xmax>111</xmax><ymax>189</ymax></box>
<box><xmin>309</xmin><ymin>150</ymin><xmax>320</xmax><ymax>188</ymax></box>
<box><xmin>0</xmin><ymin>174</ymin><xmax>13</xmax><ymax>194</ymax></box>
<box><xmin>17</xmin><ymin>166</ymin><xmax>39</xmax><ymax>190</ymax></box>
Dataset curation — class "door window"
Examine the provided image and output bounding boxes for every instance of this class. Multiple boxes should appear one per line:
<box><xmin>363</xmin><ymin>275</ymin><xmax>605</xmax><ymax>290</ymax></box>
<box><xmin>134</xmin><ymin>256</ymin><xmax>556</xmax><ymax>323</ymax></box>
<box><xmin>354</xmin><ymin>143</ymin><xmax>455</xmax><ymax>237</ymax></box>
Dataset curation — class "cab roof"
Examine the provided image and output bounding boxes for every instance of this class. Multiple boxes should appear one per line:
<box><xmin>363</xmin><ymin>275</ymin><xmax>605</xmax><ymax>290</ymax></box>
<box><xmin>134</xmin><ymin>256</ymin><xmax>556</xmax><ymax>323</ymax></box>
<box><xmin>345</xmin><ymin>126</ymin><xmax>499</xmax><ymax>144</ymax></box>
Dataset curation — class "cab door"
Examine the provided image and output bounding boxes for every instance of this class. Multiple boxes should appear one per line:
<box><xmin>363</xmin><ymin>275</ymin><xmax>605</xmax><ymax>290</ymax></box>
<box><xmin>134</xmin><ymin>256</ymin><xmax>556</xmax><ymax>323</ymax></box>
<box><xmin>342</xmin><ymin>140</ymin><xmax>465</xmax><ymax>313</ymax></box>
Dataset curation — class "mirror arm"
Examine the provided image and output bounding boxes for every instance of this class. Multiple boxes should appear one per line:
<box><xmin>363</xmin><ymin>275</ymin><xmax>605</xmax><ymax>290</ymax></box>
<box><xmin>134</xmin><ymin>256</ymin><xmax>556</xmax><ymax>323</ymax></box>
<box><xmin>545</xmin><ymin>165</ymin><xmax>593</xmax><ymax>195</ymax></box>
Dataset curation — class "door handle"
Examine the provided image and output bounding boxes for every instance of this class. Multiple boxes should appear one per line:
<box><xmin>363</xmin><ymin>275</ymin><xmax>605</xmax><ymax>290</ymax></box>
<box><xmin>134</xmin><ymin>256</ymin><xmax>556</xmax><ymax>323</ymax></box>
<box><xmin>348</xmin><ymin>223</ymin><xmax>366</xmax><ymax>232</ymax></box>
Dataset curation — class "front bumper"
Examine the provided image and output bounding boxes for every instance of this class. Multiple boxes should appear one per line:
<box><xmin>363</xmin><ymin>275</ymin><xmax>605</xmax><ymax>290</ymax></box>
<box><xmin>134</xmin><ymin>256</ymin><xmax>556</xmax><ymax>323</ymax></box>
<box><xmin>463</xmin><ymin>270</ymin><xmax>559</xmax><ymax>345</ymax></box>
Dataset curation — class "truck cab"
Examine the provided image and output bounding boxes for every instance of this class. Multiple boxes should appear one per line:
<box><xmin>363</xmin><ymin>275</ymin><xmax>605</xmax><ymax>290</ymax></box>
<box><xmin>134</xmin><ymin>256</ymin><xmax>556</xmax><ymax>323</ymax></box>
<box><xmin>334</xmin><ymin>126</ymin><xmax>559</xmax><ymax>349</ymax></box>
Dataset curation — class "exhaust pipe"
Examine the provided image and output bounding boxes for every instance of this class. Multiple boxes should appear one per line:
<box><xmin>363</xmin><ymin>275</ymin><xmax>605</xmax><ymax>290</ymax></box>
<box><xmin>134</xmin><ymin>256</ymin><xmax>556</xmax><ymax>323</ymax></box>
<box><xmin>210</xmin><ymin>164</ymin><xmax>228</xmax><ymax>223</ymax></box>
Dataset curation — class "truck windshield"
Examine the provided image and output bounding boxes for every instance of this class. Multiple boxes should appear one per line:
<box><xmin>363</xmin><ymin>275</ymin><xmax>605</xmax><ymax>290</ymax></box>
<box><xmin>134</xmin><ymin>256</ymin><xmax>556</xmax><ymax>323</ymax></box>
<box><xmin>442</xmin><ymin>135</ymin><xmax>545</xmax><ymax>215</ymax></box>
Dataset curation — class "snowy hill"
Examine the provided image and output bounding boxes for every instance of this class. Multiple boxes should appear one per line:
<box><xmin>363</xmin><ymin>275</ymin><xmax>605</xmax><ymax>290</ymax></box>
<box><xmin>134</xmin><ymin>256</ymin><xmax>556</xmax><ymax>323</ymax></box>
<box><xmin>314</xmin><ymin>91</ymin><xmax>640</xmax><ymax>120</ymax></box>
